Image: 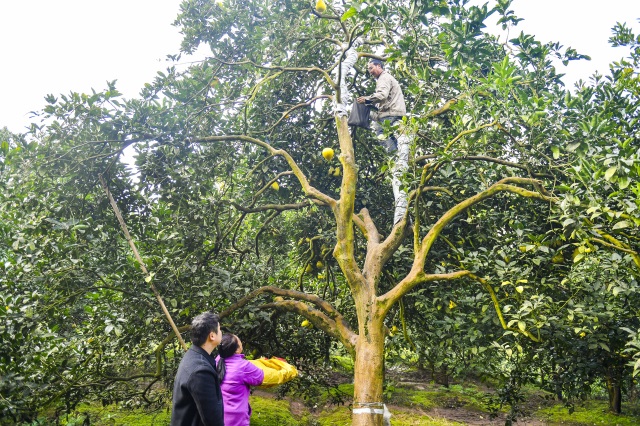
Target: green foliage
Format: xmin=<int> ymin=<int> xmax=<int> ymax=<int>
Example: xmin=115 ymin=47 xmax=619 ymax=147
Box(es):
xmin=536 ymin=400 xmax=640 ymax=426
xmin=3 ymin=0 xmax=640 ymax=423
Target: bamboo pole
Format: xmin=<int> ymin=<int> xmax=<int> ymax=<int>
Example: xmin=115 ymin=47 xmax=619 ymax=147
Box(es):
xmin=99 ymin=174 xmax=188 ymax=351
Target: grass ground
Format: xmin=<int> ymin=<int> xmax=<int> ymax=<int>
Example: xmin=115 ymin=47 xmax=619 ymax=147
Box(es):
xmin=26 ymin=381 xmax=640 ymax=426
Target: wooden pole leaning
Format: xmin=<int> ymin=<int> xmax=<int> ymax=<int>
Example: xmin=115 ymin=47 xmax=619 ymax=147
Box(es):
xmin=99 ymin=174 xmax=188 ymax=351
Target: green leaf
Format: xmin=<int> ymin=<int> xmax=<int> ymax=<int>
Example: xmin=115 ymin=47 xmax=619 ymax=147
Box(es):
xmin=618 ymin=176 xmax=630 ymax=189
xmin=604 ymin=165 xmax=618 ymax=181
xmin=341 ymin=7 xmax=357 ymax=21
xmin=567 ymin=142 xmax=581 ymax=152
xmin=551 ymin=146 xmax=560 ymax=159
xmin=612 ymin=220 xmax=630 ymax=230
xmin=518 ymin=321 xmax=526 ymax=332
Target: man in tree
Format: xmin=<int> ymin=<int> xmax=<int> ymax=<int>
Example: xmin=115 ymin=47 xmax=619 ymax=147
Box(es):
xmin=171 ymin=312 xmax=224 ymax=426
xmin=357 ymin=59 xmax=409 ymax=224
xmin=357 ymin=59 xmax=406 ymax=152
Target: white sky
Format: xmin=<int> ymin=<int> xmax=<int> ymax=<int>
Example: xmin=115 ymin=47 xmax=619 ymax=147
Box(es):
xmin=1 ymin=1 xmax=639 ymax=134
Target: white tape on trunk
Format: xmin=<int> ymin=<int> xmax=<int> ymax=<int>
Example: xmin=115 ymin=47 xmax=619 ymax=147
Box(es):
xmin=353 ymin=408 xmax=385 ymax=415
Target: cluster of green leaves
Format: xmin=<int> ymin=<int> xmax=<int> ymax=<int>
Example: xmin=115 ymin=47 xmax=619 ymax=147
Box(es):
xmin=2 ymin=0 xmax=640 ymax=422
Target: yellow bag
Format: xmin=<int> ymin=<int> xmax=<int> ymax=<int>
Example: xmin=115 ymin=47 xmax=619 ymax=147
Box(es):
xmin=248 ymin=357 xmax=298 ymax=388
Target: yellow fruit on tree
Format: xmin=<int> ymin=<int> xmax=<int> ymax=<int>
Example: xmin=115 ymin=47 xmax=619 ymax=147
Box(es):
xmin=305 ymin=264 xmax=313 ymax=273
xmin=271 ymin=182 xmax=279 ymax=191
xmin=391 ymin=325 xmax=398 ymax=333
xmin=301 ymin=319 xmax=311 ymax=328
xmin=322 ymin=147 xmax=334 ymax=161
xmin=316 ymin=260 xmax=324 ymax=268
xmin=315 ymin=0 xmax=327 ymax=13
xmin=449 ymin=300 xmax=457 ymax=309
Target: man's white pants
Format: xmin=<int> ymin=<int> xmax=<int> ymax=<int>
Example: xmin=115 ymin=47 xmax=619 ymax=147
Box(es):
xmin=392 ymin=133 xmax=410 ymax=225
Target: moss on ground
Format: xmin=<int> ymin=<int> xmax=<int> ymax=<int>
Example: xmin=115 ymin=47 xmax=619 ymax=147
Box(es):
xmin=388 ymin=407 xmax=467 ymax=425
xmin=249 ymin=396 xmax=300 ymax=425
xmin=53 ymin=403 xmax=170 ymax=425
xmin=536 ymin=400 xmax=640 ymax=426
xmin=385 ymin=383 xmax=488 ymax=413
xmin=22 ymin=382 xmax=640 ymax=426
xmin=315 ymin=405 xmax=464 ymax=426
xmin=330 ymin=355 xmax=355 ymax=374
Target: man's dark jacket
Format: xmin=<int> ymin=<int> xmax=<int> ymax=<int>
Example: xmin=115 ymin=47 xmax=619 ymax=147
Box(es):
xmin=171 ymin=345 xmax=224 ymax=426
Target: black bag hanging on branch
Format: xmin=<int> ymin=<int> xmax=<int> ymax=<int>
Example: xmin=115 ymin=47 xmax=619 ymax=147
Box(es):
xmin=348 ymin=102 xmax=371 ymax=128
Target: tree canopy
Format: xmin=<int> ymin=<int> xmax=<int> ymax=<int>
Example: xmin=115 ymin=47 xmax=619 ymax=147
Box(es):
xmin=1 ymin=1 xmax=639 ymax=424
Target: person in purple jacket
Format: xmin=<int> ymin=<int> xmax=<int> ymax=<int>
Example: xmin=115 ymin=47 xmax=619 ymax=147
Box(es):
xmin=215 ymin=334 xmax=265 ymax=426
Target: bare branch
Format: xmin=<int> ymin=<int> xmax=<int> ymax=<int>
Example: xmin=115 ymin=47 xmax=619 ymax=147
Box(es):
xmin=212 ymin=58 xmax=336 ymax=89
xmin=191 ymin=134 xmax=337 ymax=208
xmin=260 ymin=95 xmax=332 ymax=134
xmin=260 ymin=301 xmax=356 ymax=355
xmin=230 ymin=201 xmax=311 ymax=213
xmin=444 ymin=121 xmax=499 ymax=152
xmin=219 ymin=285 xmax=356 ymax=352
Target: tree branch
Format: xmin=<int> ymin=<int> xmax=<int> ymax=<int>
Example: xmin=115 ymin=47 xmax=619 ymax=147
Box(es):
xmin=192 ymin=134 xmax=337 ymax=208
xmin=260 ymin=301 xmax=356 ymax=355
xmin=219 ymin=285 xmax=356 ymax=352
xmin=590 ymin=235 xmax=640 ymax=269
xmin=380 ymin=178 xmax=556 ymax=307
xmin=230 ymin=201 xmax=311 ymax=213
xmin=212 ymin=58 xmax=336 ymax=90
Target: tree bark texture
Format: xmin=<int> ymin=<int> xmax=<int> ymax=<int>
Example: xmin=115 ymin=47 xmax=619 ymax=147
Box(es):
xmin=352 ymin=329 xmax=386 ymax=426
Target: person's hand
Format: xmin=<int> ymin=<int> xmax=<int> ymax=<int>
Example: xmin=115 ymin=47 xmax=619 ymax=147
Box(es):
xmin=356 ymin=96 xmax=366 ymax=104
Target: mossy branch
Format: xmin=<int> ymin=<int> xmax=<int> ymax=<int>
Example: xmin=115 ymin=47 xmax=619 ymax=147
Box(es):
xmin=260 ymin=301 xmax=356 ymax=355
xmin=219 ymin=285 xmax=356 ymax=353
xmin=379 ymin=177 xmax=556 ymax=308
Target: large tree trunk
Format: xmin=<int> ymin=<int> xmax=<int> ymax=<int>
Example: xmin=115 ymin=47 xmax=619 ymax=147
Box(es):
xmin=352 ymin=329 xmax=385 ymax=426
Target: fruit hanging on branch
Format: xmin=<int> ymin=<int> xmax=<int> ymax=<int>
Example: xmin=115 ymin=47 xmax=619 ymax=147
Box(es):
xmin=322 ymin=147 xmax=334 ymax=161
xmin=315 ymin=0 xmax=327 ymax=13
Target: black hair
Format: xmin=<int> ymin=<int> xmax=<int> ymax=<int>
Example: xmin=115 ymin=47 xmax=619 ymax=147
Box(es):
xmin=190 ymin=312 xmax=220 ymax=346
xmin=368 ymin=58 xmax=384 ymax=69
xmin=216 ymin=334 xmax=239 ymax=381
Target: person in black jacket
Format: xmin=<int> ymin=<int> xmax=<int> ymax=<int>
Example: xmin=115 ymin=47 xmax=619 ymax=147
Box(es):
xmin=171 ymin=312 xmax=224 ymax=426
